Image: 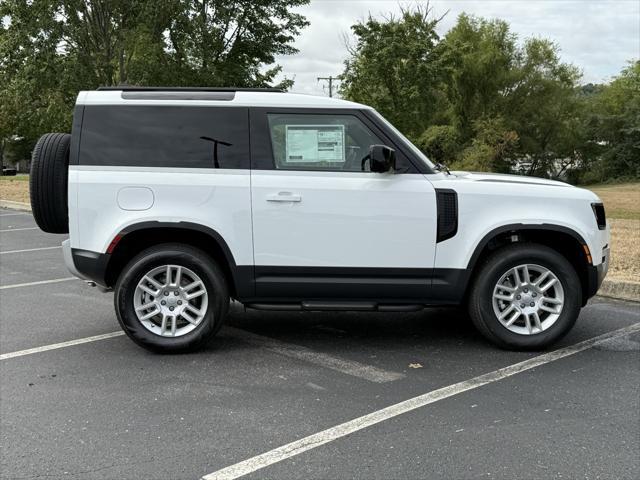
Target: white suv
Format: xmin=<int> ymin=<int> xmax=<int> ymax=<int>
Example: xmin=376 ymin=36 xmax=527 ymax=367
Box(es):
xmin=29 ymin=87 xmax=610 ymax=352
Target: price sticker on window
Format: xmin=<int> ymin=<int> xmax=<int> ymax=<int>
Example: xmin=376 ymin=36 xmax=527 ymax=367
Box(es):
xmin=285 ymin=125 xmax=345 ymax=163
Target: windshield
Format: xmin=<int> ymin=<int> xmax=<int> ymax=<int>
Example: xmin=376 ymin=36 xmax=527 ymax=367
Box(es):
xmin=369 ymin=109 xmax=436 ymax=170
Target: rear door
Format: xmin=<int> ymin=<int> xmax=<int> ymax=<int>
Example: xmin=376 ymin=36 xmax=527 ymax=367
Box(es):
xmin=249 ymin=108 xmax=438 ymax=301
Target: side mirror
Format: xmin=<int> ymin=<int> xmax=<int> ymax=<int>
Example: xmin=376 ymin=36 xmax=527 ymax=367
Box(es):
xmin=367 ymin=145 xmax=396 ymax=173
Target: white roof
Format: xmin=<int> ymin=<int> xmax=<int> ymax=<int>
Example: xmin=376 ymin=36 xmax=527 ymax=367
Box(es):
xmin=77 ymin=90 xmax=369 ymax=109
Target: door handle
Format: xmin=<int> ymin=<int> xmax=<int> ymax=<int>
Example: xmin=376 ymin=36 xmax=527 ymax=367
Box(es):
xmin=266 ymin=192 xmax=302 ymax=203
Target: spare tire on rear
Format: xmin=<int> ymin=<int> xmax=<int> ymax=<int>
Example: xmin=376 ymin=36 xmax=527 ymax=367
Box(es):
xmin=30 ymin=133 xmax=71 ymax=234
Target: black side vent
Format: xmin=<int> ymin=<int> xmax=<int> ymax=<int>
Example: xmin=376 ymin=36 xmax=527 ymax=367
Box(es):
xmin=436 ymin=189 xmax=458 ymax=242
xmin=592 ymin=203 xmax=606 ymax=230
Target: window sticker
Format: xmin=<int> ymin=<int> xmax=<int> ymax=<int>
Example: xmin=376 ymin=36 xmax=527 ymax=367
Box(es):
xmin=285 ymin=125 xmax=345 ymax=163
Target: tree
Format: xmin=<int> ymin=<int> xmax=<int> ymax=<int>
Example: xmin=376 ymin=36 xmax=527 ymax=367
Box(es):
xmin=340 ymin=9 xmax=587 ymax=178
xmin=339 ymin=4 xmax=450 ymax=140
xmin=582 ymin=61 xmax=640 ymax=182
xmin=0 ymin=0 xmax=309 ymax=172
xmin=505 ymin=38 xmax=584 ymax=177
xmin=441 ymin=14 xmax=518 ymax=142
xmin=415 ymin=125 xmax=459 ymax=165
xmin=457 ymin=117 xmax=519 ymax=173
xmin=441 ymin=14 xmax=583 ymax=177
xmin=165 ymin=0 xmax=309 ymax=88
xmin=0 ymin=2 xmax=71 ymax=172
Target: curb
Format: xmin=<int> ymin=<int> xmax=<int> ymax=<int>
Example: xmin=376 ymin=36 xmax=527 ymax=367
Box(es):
xmin=0 ymin=200 xmax=31 ymax=212
xmin=598 ymin=280 xmax=640 ymax=303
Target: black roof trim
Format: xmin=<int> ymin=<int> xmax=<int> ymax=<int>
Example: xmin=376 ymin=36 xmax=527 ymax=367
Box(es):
xmin=96 ymin=86 xmax=283 ymax=93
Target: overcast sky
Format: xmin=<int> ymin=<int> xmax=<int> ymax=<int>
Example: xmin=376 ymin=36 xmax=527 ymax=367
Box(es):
xmin=274 ymin=0 xmax=640 ymax=96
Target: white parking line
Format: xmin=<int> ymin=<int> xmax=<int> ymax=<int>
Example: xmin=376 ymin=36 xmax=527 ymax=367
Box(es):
xmin=0 ymin=332 xmax=125 ymax=360
xmin=227 ymin=327 xmax=405 ymax=383
xmin=202 ymin=322 xmax=640 ymax=480
xmin=0 ymin=246 xmax=62 ymax=255
xmin=0 ymin=213 xmax=29 ymax=217
xmin=0 ymin=277 xmax=76 ymax=290
xmin=0 ymin=323 xmax=404 ymax=382
xmin=0 ymin=227 xmax=39 ymax=232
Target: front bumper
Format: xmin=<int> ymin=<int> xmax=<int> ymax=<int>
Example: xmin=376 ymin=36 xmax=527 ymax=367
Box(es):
xmin=598 ymin=245 xmax=610 ymax=286
xmin=586 ymin=244 xmax=610 ymax=301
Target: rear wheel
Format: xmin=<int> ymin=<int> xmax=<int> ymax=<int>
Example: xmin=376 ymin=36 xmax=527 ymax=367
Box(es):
xmin=468 ymin=243 xmax=581 ymax=350
xmin=114 ymin=244 xmax=228 ymax=353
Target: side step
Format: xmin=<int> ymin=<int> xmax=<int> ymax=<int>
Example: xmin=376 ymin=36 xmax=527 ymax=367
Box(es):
xmin=245 ymin=302 xmax=424 ymax=312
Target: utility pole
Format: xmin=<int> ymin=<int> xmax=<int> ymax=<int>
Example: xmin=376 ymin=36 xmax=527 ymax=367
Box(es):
xmin=317 ymin=75 xmax=339 ymax=97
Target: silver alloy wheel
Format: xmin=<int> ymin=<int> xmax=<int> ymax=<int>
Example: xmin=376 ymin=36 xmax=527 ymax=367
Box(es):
xmin=133 ymin=265 xmax=209 ymax=337
xmin=492 ymin=264 xmax=564 ymax=335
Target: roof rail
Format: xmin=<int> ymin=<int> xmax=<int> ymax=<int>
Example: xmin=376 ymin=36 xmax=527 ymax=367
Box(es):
xmin=96 ymin=86 xmax=283 ymax=93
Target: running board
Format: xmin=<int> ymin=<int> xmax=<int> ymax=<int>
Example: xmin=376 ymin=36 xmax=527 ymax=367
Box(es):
xmin=245 ymin=302 xmax=424 ymax=312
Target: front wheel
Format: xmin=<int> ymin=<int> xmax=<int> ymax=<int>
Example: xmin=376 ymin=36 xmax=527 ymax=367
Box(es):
xmin=468 ymin=243 xmax=582 ymax=350
xmin=114 ymin=244 xmax=229 ymax=353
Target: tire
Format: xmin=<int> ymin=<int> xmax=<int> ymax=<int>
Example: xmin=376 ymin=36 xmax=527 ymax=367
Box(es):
xmin=29 ymin=133 xmax=71 ymax=234
xmin=468 ymin=243 xmax=581 ymax=350
xmin=114 ymin=244 xmax=229 ymax=353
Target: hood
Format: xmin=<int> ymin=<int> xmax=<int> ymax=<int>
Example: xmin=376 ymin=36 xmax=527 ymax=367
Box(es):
xmin=448 ymin=171 xmax=572 ymax=188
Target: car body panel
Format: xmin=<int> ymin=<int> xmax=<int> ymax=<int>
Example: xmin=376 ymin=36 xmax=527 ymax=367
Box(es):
xmin=250 ymin=169 xmax=437 ymax=268
xmin=69 ymin=165 xmax=254 ymax=266
xmin=426 ymin=171 xmax=610 ymax=270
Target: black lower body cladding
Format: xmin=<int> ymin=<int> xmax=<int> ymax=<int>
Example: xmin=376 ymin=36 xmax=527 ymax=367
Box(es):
xmin=30 ymin=133 xmax=71 ymax=234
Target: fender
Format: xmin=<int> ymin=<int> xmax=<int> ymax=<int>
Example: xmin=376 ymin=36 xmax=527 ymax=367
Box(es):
xmin=466 ymin=223 xmax=590 ymax=273
xmin=78 ymin=221 xmax=254 ymax=297
xmin=115 ymin=221 xmax=238 ymax=270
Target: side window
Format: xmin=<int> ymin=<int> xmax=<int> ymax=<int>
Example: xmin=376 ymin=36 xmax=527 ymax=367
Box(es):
xmin=80 ymin=106 xmax=249 ymax=169
xmin=267 ymin=114 xmax=385 ymax=172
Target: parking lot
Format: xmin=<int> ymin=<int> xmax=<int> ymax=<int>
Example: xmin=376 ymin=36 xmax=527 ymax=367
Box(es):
xmin=1 ymin=207 xmax=638 ymax=480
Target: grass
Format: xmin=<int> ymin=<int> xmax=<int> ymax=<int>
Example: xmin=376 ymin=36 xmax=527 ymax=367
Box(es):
xmin=586 ymin=182 xmax=639 ymax=285
xmin=587 ymin=182 xmax=640 ymax=220
xmin=1 ymin=176 xmax=638 ymax=283
xmin=1 ymin=173 xmax=29 ymax=181
xmin=605 ymin=218 xmax=639 ymax=283
xmin=0 ymin=174 xmax=30 ymax=203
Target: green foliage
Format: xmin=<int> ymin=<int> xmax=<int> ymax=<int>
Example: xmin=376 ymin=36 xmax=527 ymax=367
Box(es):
xmin=415 ymin=125 xmax=459 ymax=164
xmin=457 ymin=117 xmax=519 ymax=173
xmin=163 ymin=0 xmax=309 ymax=88
xmin=339 ymin=5 xmax=451 ymax=139
xmin=437 ymin=13 xmax=585 ymax=177
xmin=441 ymin=14 xmax=517 ymax=140
xmin=501 ymin=37 xmax=584 ymax=178
xmin=580 ymin=61 xmax=640 ymax=183
xmin=2 ymin=1 xmax=638 ymax=184
xmin=0 ymin=0 xmax=309 ymax=169
xmin=340 ymin=7 xmax=638 ymax=182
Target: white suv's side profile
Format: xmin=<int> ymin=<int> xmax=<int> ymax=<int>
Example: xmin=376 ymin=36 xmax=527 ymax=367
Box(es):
xmin=29 ymin=87 xmax=610 ymax=352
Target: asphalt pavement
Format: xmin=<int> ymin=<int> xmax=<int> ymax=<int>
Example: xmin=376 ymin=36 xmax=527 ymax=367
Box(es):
xmin=1 ymin=208 xmax=638 ymax=480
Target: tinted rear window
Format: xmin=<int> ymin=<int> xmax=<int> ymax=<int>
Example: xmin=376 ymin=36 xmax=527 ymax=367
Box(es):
xmin=78 ymin=106 xmax=249 ymax=169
